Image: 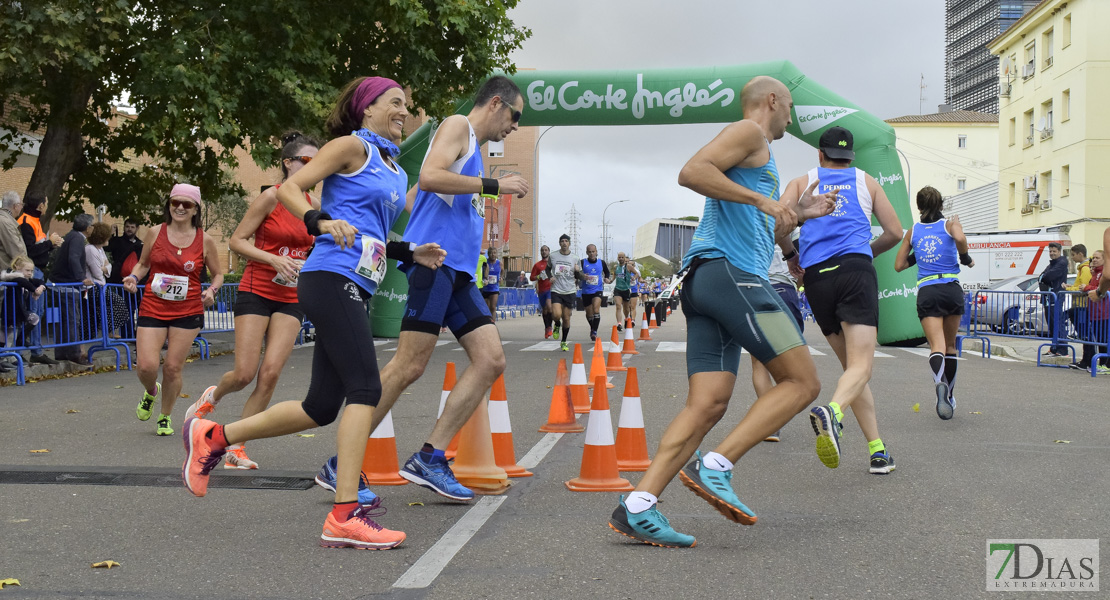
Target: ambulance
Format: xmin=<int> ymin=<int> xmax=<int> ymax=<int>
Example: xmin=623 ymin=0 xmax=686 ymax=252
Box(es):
xmin=958 ymin=225 xmax=1072 ymax=290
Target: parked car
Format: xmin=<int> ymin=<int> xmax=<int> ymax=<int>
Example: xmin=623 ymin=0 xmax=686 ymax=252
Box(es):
xmin=972 ymin=274 xmax=1075 ymax=336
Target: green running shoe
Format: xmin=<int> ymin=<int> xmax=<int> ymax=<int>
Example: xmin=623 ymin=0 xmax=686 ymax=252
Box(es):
xmin=156 ymin=414 xmax=174 ymax=436
xmin=560 ymin=342 xmax=569 ymax=352
xmin=137 ymin=382 xmax=160 ymax=421
xmin=608 ymin=495 xmax=696 ymax=548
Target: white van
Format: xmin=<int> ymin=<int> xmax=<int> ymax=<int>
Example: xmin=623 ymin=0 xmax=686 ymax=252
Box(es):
xmin=959 ymin=225 xmax=1072 ymax=290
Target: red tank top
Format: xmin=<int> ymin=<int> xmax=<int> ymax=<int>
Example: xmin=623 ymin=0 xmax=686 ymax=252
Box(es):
xmin=238 ymin=187 xmax=315 ymax=303
xmin=138 ymin=225 xmax=205 ymax=320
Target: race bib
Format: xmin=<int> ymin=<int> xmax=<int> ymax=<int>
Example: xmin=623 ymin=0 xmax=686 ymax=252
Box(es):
xmin=587 ymin=275 xmax=599 ymax=286
xmin=152 ymin=273 xmax=188 ymax=301
xmin=272 ymin=259 xmax=305 ymax=288
xmin=486 ymin=275 xmax=498 ymax=285
xmin=353 ymin=236 xmax=387 ymax=285
xmin=555 ymin=264 xmax=570 ymax=275
xmin=471 ymin=194 xmax=487 ymax=218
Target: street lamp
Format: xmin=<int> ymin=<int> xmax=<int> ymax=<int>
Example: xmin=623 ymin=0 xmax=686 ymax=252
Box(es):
xmin=601 ymin=199 xmax=630 ymax=264
xmin=532 ymin=126 xmax=555 ymax=262
xmin=514 ymin=217 xmax=534 ymax=270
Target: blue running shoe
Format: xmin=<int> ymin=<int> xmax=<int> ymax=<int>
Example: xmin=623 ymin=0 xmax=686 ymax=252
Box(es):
xmin=314 ymin=456 xmax=379 ymax=506
xmin=399 ymin=452 xmax=474 ymax=501
xmin=869 ymin=451 xmax=896 ymax=474
xmin=809 ymin=405 xmax=843 ymax=469
xmin=608 ymin=495 xmax=696 ymax=548
xmin=677 ymin=451 xmax=757 ymax=525
xmin=935 ymin=382 xmax=953 ymax=420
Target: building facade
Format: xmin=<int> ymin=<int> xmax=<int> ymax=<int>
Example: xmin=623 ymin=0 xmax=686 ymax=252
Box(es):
xmin=946 ymin=0 xmax=1038 ymax=113
xmin=887 ymin=109 xmax=999 ymax=207
xmin=632 ymin=218 xmax=697 ymax=276
xmin=989 ymin=0 xmax=1110 ymax=249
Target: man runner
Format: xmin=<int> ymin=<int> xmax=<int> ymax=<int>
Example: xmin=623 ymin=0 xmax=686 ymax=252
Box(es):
xmin=529 ymin=245 xmax=554 ymax=338
xmin=547 ymin=233 xmax=582 ymax=351
xmin=580 ymin=243 xmax=612 ymax=341
xmin=613 ymin=252 xmax=639 ymax=330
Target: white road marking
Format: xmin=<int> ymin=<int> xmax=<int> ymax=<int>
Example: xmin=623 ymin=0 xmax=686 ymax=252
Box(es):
xmin=521 ymin=341 xmax=563 ymax=351
xmin=392 ymin=496 xmax=507 ymax=589
xmin=656 ymin=342 xmax=686 ymax=352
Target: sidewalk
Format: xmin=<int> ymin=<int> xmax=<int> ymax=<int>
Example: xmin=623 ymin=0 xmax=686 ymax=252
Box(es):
xmin=958 ymin=330 xmax=1088 ymax=365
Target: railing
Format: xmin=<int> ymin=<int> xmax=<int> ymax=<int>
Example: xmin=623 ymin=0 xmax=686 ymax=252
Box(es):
xmin=495 ymin=286 xmax=539 ymax=319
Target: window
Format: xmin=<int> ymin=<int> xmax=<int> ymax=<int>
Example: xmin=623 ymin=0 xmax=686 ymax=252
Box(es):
xmin=1063 ymin=14 xmax=1072 ymax=48
xmin=1008 ymin=182 xmax=1016 ymax=210
xmin=1061 ymin=165 xmax=1070 ymax=197
xmin=1062 ymin=89 xmax=1070 ymax=121
xmin=1041 ymin=100 xmax=1054 ymax=138
xmin=1042 ymin=28 xmax=1054 ymax=69
xmin=1023 ymin=42 xmax=1036 ymax=78
xmin=486 ymin=140 xmax=504 ymax=158
xmin=1041 ymin=170 xmax=1052 ymax=208
xmin=957 ymin=178 xmax=967 ymax=192
xmin=958 ymin=134 xmax=967 ymax=149
xmin=1009 ymin=117 xmax=1016 ymax=146
xmin=1023 ymin=109 xmax=1034 ymax=147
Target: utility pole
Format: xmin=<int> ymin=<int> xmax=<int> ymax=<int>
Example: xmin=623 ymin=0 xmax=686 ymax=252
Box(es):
xmin=565 ymin=204 xmax=581 ymax=256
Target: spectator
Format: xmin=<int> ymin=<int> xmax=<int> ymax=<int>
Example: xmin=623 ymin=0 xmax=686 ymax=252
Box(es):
xmin=83 ymin=222 xmax=113 ymax=339
xmin=1063 ymin=244 xmax=1091 ymax=354
xmin=1080 ymin=251 xmax=1110 ymax=373
xmin=515 ymin=271 xmax=529 ymax=288
xmin=106 ymin=218 xmax=143 ymax=284
xmin=50 ymin=213 xmax=94 ymax=364
xmin=1 ymin=256 xmax=45 ymax=372
xmin=1038 ymin=242 xmax=1069 ymax=356
xmin=0 ymin=191 xmax=27 ymax=362
xmin=16 ymin=193 xmax=64 ymax=365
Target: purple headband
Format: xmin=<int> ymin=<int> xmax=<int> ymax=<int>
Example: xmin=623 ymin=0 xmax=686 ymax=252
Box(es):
xmin=350 ymin=77 xmax=402 ymax=123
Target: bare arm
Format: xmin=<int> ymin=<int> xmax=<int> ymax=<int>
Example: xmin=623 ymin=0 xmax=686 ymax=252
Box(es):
xmin=867 ymin=177 xmax=903 ymax=257
xmin=278 ymin=135 xmax=366 ymax=249
xmin=230 ymin=187 xmax=301 ymax=281
xmin=893 ymin=228 xmax=914 ymax=273
xmin=419 ymin=115 xmax=529 ymax=197
xmin=201 ymin=232 xmax=224 ymax=308
xmin=1098 ymin=227 xmax=1110 ymax=298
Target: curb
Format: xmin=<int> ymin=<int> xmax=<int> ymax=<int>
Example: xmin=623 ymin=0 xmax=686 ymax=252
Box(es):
xmin=0 ymin=339 xmax=235 ymax=385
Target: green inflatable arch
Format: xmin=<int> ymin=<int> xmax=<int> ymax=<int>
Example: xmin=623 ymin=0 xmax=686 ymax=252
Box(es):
xmin=373 ymin=60 xmax=923 ymax=345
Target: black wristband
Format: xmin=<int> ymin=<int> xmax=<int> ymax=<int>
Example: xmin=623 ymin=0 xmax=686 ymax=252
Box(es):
xmin=481 ymin=177 xmax=499 ymax=196
xmin=386 ymin=241 xmax=416 ymax=263
xmin=781 ymin=249 xmax=797 ymax=261
xmin=959 ymin=252 xmax=973 ymax=266
xmin=303 ymin=210 xmax=332 ymax=236
xmin=906 ymin=252 xmax=917 ymax=266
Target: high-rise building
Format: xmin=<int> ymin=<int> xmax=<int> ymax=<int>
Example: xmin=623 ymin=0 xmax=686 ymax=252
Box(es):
xmin=945 ymin=0 xmax=1038 ymax=113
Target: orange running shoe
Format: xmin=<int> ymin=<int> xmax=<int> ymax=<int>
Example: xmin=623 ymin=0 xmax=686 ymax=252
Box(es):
xmin=184 ymin=385 xmax=217 ymax=421
xmin=223 ymin=445 xmax=258 ymax=469
xmin=320 ymin=505 xmax=405 ymax=550
xmin=182 ymin=417 xmax=227 ymax=497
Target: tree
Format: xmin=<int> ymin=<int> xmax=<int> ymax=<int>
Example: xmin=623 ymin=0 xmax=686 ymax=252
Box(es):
xmin=0 ymin=0 xmax=530 ymax=228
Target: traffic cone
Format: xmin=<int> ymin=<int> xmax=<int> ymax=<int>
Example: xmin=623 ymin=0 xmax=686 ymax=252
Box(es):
xmin=488 ymin=374 xmax=532 ymax=477
xmin=540 ymin=359 xmax=583 ymax=433
xmin=648 ymin=304 xmax=659 ymax=329
xmin=638 ymin=311 xmax=653 ymax=341
xmin=569 ymin=343 xmax=591 ymax=414
xmin=565 ymin=376 xmax=633 ymax=492
xmin=588 ymin=338 xmax=613 ymax=389
xmin=615 ymin=367 xmax=651 ymax=471
xmin=622 ymin=319 xmax=639 ymax=355
xmin=606 ymin=326 xmax=627 ymax=372
xmin=609 ymin=325 xmax=621 ymax=353
xmin=452 ymin=395 xmax=511 ymax=495
xmin=438 ymin=363 xmax=461 ymax=460
xmin=361 ymin=410 xmax=408 ymax=485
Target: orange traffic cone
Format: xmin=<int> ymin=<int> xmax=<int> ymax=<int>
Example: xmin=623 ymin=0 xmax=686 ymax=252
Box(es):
xmin=615 ymin=367 xmax=651 ymax=471
xmin=540 ymin=359 xmax=584 ymax=433
xmin=606 ymin=327 xmax=627 ymax=372
xmin=438 ymin=363 xmax=461 ymax=460
xmin=667 ymin=304 xmax=673 ymax=316
xmin=361 ymin=410 xmax=408 ymax=485
xmin=488 ymin=374 xmax=532 ymax=477
xmin=609 ymin=325 xmax=621 ymax=353
xmin=648 ymin=304 xmax=659 ymax=329
xmin=569 ymin=343 xmax=591 ymax=414
xmin=565 ymin=376 xmax=633 ymax=492
xmin=638 ymin=311 xmax=653 ymax=341
xmin=588 ymin=338 xmax=614 ymax=389
xmin=452 ymin=395 xmax=511 ymax=495
xmin=622 ymin=319 xmax=640 ymax=355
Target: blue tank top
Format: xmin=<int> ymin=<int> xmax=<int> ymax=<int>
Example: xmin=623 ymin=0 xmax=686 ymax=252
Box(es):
xmin=482 ymin=258 xmax=501 ymax=292
xmin=911 ymin=219 xmax=960 ymax=287
xmin=682 ymin=141 xmax=780 ymax=279
xmin=303 ymin=132 xmax=406 ymax=294
xmin=404 ymin=117 xmax=485 ymax=280
xmin=581 ymin=258 xmax=605 ymax=294
xmin=799 ymin=167 xmax=874 ymax=268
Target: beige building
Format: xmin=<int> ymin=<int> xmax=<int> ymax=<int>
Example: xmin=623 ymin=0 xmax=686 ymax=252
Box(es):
xmin=988 ymin=0 xmax=1110 ymax=249
xmin=886 ymin=109 xmax=999 ymax=213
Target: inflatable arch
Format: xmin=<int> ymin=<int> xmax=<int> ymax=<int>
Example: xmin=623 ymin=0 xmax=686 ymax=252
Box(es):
xmin=373 ymin=61 xmax=924 ymax=345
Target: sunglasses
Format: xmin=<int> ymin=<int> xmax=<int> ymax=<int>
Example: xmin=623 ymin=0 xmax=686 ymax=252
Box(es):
xmin=291 ymin=155 xmax=313 ymax=164
xmin=169 ymin=199 xmax=196 ymax=210
xmin=505 ymin=104 xmax=521 ymax=124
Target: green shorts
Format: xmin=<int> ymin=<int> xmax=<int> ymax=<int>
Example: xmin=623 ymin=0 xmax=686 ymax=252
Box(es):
xmin=681 ymin=258 xmax=805 ymax=376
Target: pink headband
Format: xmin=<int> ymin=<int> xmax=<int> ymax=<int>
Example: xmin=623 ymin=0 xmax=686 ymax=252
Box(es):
xmin=170 ymin=183 xmax=202 ymax=206
xmin=350 ymin=77 xmax=402 ymax=124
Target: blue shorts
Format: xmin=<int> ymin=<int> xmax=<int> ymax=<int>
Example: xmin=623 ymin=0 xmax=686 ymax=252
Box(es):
xmin=681 ymin=258 xmax=805 ymax=376
xmin=401 ymin=265 xmax=493 ymax=339
xmin=538 ymin=290 xmax=551 ymax=305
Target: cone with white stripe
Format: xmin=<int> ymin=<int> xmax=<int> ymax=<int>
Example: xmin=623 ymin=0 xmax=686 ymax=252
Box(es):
xmin=609 ymin=325 xmax=621 ymax=353
xmin=588 ymin=337 xmax=614 ymax=389
xmin=648 ymin=303 xmax=659 ymax=329
xmin=615 ymin=367 xmax=651 ymax=471
xmin=565 ymin=376 xmax=633 ymax=492
xmin=539 ymin=359 xmax=584 ymax=433
xmin=569 ymin=343 xmax=591 ymax=414
xmin=437 ymin=363 xmax=461 ymax=460
xmin=638 ymin=311 xmax=653 ymax=341
xmin=621 ymin=318 xmax=640 ymax=355
xmin=488 ymin=374 xmax=532 ymax=477
xmin=451 ymin=394 xmax=511 ymax=495
xmin=606 ymin=328 xmax=627 ymax=373
xmin=361 ymin=410 xmax=408 ymax=485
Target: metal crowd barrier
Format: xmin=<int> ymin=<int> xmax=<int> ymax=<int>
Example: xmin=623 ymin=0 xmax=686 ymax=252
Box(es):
xmin=495 ymin=286 xmax=539 ymax=320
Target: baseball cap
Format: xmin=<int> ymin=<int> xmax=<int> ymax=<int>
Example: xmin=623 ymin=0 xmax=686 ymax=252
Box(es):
xmin=818 ymin=126 xmax=855 ymax=161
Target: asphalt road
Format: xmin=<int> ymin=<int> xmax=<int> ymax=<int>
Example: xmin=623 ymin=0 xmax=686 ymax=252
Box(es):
xmin=1 ymin=307 xmax=1106 ymax=599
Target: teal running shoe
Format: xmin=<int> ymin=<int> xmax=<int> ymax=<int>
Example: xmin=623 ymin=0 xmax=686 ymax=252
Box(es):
xmin=678 ymin=451 xmax=757 ymax=525
xmin=608 ymin=495 xmax=696 ymax=548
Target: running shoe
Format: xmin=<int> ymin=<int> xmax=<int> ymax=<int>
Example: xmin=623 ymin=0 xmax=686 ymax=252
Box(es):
xmin=553 ymin=323 xmax=561 ymax=339
xmin=399 ymin=452 xmax=474 ymax=501
xmin=616 ymin=323 xmax=623 ymax=332
xmin=560 ymin=342 xmax=569 ymax=352
xmin=1098 ymin=365 xmax=1110 ymax=375
xmin=156 ymin=414 xmax=174 ymax=436
xmin=678 ymin=451 xmax=757 ymax=525
xmin=607 ymin=495 xmax=696 ymax=548
xmin=319 ymin=504 xmax=405 ymax=550
xmin=763 ymin=430 xmax=781 ymax=443
xmin=809 ymin=405 xmax=842 ymax=469
xmin=544 ymin=327 xmax=553 ymax=339
xmin=589 ymin=330 xmax=597 ymax=341
xmin=314 ymin=455 xmax=379 ymax=506
xmin=869 ymin=451 xmax=896 ymax=474
xmin=935 ymin=382 xmax=954 ymax=420
xmin=182 ymin=417 xmax=227 ymax=497
xmin=136 ymin=382 xmax=160 ymax=421
xmin=184 ymin=385 xmax=217 ymax=421
xmin=223 ymin=445 xmax=258 ymax=469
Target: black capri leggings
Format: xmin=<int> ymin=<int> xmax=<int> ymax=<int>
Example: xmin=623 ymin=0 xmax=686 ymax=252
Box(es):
xmin=297 ymin=270 xmax=382 ymax=426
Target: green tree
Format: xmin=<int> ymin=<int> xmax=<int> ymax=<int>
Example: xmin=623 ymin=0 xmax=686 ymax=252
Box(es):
xmin=0 ymin=0 xmax=529 ymax=228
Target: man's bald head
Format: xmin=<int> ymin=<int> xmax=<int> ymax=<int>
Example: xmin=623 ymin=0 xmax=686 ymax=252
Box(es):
xmin=741 ymin=76 xmax=789 ymax=111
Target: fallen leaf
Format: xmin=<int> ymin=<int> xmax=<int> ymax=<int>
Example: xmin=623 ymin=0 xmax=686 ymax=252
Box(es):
xmin=8 ymin=519 xmax=29 ymax=523
xmin=1054 ymin=440 xmax=1071 ymax=444
xmin=66 ymin=409 xmax=80 ymax=414
xmin=179 ymin=393 xmax=190 ymax=398
xmin=295 ymin=433 xmax=315 ymax=438
xmin=114 ymin=385 xmax=124 ymax=389
xmin=407 ymin=502 xmax=424 ymax=506
xmin=656 ymin=365 xmax=662 ymax=368
xmin=0 ymin=578 xmax=20 ymax=588
xmin=29 ymin=449 xmax=49 ymax=453
xmin=970 ymin=411 xmax=982 ymax=415
xmin=912 ymin=403 xmax=920 ymax=413
xmin=546 ymin=386 xmax=552 ymax=389
xmin=91 ymin=560 xmax=121 ymax=569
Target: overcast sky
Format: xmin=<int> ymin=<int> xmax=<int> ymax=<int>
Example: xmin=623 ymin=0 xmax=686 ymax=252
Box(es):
xmin=506 ymin=0 xmax=945 ymax=260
